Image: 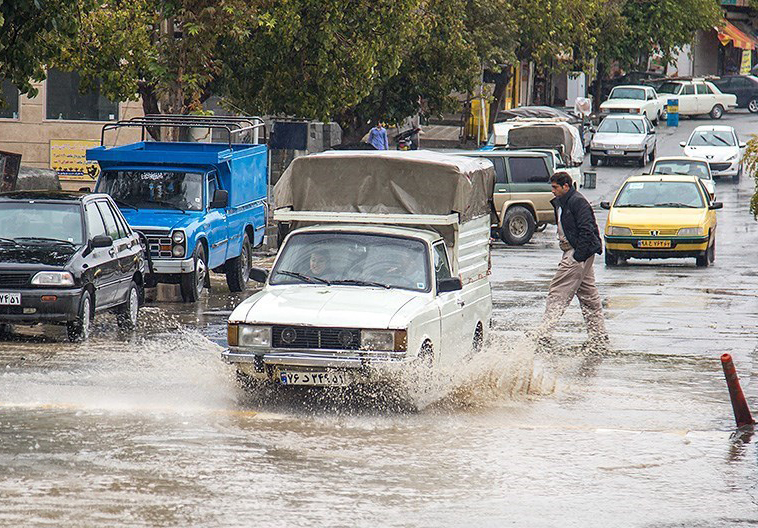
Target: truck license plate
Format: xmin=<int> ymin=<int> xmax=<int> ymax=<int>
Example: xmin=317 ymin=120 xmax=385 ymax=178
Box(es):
xmin=278 ymin=370 xmax=352 ymax=387
xmin=0 ymin=293 xmax=20 ymax=305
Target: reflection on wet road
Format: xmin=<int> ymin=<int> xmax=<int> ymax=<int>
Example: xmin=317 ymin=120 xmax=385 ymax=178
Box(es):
xmin=2 ymin=113 xmax=758 ymax=527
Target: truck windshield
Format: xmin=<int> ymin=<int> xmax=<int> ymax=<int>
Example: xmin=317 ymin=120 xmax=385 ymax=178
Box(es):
xmin=0 ymin=203 xmax=84 ymax=245
xmin=97 ymin=170 xmax=204 ymax=211
xmin=270 ymin=232 xmax=431 ymax=292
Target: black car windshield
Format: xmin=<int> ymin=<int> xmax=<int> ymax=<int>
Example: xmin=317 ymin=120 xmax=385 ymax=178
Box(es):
xmin=657 ymin=82 xmax=682 ymax=95
xmin=597 ymin=118 xmax=644 ymax=134
xmin=270 ymin=232 xmax=431 ymax=292
xmin=0 ymin=203 xmax=84 ymax=244
xmin=652 ymin=160 xmax=711 ymax=179
xmin=615 ymin=181 xmax=705 ymax=208
xmin=688 ymin=130 xmax=736 ymax=147
xmin=97 ymin=170 xmax=204 ymax=211
xmin=609 ymin=87 xmax=645 ymax=100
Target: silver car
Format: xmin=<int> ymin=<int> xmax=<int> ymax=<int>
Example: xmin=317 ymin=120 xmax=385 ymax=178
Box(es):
xmin=590 ymin=114 xmax=657 ymax=168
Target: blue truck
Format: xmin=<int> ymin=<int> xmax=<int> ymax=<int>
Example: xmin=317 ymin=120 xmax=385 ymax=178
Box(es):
xmin=87 ymin=115 xmax=268 ymax=302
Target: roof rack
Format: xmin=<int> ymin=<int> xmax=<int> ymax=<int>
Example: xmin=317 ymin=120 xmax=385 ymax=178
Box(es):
xmin=100 ymin=114 xmax=267 ymax=148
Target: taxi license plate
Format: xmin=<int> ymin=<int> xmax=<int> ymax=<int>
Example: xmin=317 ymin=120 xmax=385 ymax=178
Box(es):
xmin=278 ymin=370 xmax=352 ymax=387
xmin=638 ymin=240 xmax=671 ymax=248
xmin=607 ymin=149 xmax=623 ymax=155
xmin=0 ymin=293 xmax=20 ymax=305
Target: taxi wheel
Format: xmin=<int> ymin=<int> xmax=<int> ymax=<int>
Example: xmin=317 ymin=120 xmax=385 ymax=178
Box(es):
xmin=696 ymin=237 xmax=711 ymax=267
xmin=709 ymin=104 xmax=724 ymax=120
xmin=708 ymin=237 xmax=716 ymax=264
xmin=605 ymin=250 xmax=618 ymax=266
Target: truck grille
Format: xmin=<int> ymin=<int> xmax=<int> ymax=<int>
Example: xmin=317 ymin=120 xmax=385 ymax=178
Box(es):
xmin=0 ymin=273 xmax=31 ymax=287
xmin=272 ymin=325 xmax=361 ymax=350
xmin=134 ymin=228 xmax=173 ymax=258
xmin=709 ymin=163 xmax=731 ymax=171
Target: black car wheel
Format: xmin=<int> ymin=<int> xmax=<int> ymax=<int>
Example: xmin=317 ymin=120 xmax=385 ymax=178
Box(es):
xmin=180 ymin=244 xmax=207 ymax=302
xmin=67 ymin=290 xmax=93 ymax=342
xmin=709 ymin=105 xmax=724 ymax=120
xmin=225 ymin=232 xmax=251 ymax=292
xmin=500 ymin=206 xmax=536 ymax=245
xmin=749 ymin=98 xmax=758 ymax=113
xmin=116 ymin=281 xmax=140 ymax=329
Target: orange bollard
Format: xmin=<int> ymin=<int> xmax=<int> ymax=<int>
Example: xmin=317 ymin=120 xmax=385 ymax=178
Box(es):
xmin=721 ymin=354 xmax=755 ymax=429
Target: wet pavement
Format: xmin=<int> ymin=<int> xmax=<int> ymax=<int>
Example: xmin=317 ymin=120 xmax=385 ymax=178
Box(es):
xmin=2 ymin=112 xmax=758 ymax=527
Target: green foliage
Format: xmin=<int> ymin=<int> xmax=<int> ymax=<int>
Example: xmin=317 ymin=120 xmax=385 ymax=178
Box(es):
xmin=742 ymin=135 xmax=758 ymax=218
xmin=0 ymin=0 xmax=85 ymax=97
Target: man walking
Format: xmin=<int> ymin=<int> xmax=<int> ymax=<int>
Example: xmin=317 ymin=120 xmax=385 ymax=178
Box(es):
xmin=537 ymin=172 xmax=608 ymax=347
xmin=367 ymin=122 xmax=389 ymax=150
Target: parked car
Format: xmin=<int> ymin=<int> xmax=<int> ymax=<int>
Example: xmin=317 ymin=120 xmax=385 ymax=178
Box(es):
xmin=656 ymin=79 xmax=737 ymax=119
xmin=88 ymin=115 xmax=268 ymax=302
xmin=711 ymin=75 xmax=758 ymax=113
xmin=590 ymin=114 xmax=657 ymax=167
xmin=459 ymin=150 xmax=555 ymax=245
xmin=601 ymin=175 xmax=721 ymax=267
xmin=0 ymin=191 xmax=145 ymax=341
xmin=680 ymin=125 xmax=745 ymax=181
xmin=600 ymin=85 xmax=665 ymax=124
xmin=591 ymin=71 xmax=666 ymax=102
xmin=649 ymin=156 xmax=715 ymax=199
xmin=224 ymin=151 xmax=493 ymax=389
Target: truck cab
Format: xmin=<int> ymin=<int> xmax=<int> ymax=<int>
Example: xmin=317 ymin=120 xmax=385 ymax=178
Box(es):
xmin=88 ymin=116 xmax=268 ymax=301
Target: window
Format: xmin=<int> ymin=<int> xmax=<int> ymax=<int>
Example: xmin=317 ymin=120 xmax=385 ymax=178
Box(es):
xmin=107 ymin=201 xmax=130 ymax=238
xmin=96 ymin=201 xmax=121 ymax=240
xmin=0 ymin=79 xmax=19 ymax=119
xmin=96 ymin=170 xmax=204 ymax=211
xmin=207 ymin=173 xmax=219 ymax=206
xmin=696 ymin=84 xmax=710 ymax=95
xmin=85 ymin=203 xmax=107 ymax=239
xmin=433 ymin=243 xmax=453 ymax=283
xmin=484 ymin=157 xmax=507 ymax=184
xmin=682 ymin=84 xmax=695 ymax=95
xmin=507 ymin=157 xmax=551 ymax=184
xmin=46 ymin=69 xmax=118 ymax=121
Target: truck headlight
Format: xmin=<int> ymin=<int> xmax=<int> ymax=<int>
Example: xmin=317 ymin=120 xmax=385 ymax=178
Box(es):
xmin=608 ymin=226 xmax=632 ymax=236
xmin=172 ymin=245 xmax=185 ymax=257
xmin=361 ymin=329 xmax=407 ymax=351
xmin=678 ymin=227 xmax=701 ymax=236
xmin=31 ymin=271 xmax=75 ymax=286
xmin=172 ymin=231 xmax=185 ymax=244
xmin=228 ymin=324 xmax=271 ymax=347
xmin=171 ymin=230 xmax=186 ymax=257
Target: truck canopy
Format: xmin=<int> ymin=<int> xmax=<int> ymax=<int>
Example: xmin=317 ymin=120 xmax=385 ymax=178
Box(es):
xmin=274 ymin=150 xmax=494 ymax=222
xmin=491 ymin=121 xmax=584 ymax=166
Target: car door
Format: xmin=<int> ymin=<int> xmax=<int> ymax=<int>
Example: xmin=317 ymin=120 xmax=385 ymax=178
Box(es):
xmin=205 ymin=171 xmax=230 ymax=269
xmin=643 ymin=117 xmax=656 ymax=152
xmin=695 ymin=83 xmax=715 ymax=114
xmin=83 ymin=202 xmax=118 ymax=308
xmin=432 ymin=242 xmax=465 ymax=363
xmin=106 ymin=199 xmax=141 ymax=303
xmin=94 ymin=200 xmax=126 ymax=306
xmin=678 ymin=83 xmax=697 ymax=114
xmin=483 ymin=156 xmax=509 ymax=222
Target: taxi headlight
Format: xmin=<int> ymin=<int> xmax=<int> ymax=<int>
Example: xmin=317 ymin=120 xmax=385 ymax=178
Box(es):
xmin=31 ymin=271 xmax=75 ymax=287
xmin=361 ymin=329 xmax=407 ymax=351
xmin=678 ymin=227 xmax=701 ymax=236
xmin=231 ymin=324 xmax=271 ymax=347
xmin=172 ymin=231 xmax=185 ymax=244
xmin=608 ymin=226 xmax=632 ymax=236
xmin=726 ymin=154 xmax=738 ymax=161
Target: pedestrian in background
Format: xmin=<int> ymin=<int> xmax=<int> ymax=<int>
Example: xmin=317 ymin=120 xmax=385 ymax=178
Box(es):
xmin=536 ymin=172 xmax=608 ymax=348
xmin=367 ymin=122 xmax=389 ymax=150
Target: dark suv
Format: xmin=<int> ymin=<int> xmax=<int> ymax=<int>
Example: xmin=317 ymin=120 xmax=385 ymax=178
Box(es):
xmin=712 ymin=75 xmax=758 ymax=113
xmin=0 ymin=192 xmax=145 ymax=341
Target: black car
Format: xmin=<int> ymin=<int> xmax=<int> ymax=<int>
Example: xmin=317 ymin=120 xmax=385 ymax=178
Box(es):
xmin=711 ymin=75 xmax=758 ymax=113
xmin=0 ymin=191 xmax=145 ymax=341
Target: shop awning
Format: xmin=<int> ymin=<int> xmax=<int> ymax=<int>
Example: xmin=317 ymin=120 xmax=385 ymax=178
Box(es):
xmin=717 ymin=20 xmax=757 ymax=50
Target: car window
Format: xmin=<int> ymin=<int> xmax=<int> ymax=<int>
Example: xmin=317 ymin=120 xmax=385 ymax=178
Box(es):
xmin=688 ymin=130 xmax=736 ymax=146
xmin=682 ymin=84 xmax=695 ymax=95
xmin=85 ymin=203 xmax=107 ymax=239
xmin=652 ymin=160 xmax=710 ymax=179
xmin=609 ymin=87 xmax=645 ymax=100
xmin=107 ymin=201 xmax=130 ymax=238
xmin=657 ymin=82 xmax=682 ymax=95
xmin=433 ymin=243 xmax=453 ymax=283
xmin=96 ymin=201 xmax=122 ymax=240
xmin=597 ymin=118 xmax=645 ymax=134
xmin=695 ymin=84 xmax=709 ymax=95
xmin=507 ymin=157 xmax=551 ymax=183
xmin=207 ymin=174 xmax=219 ymax=206
xmin=485 ymin=157 xmax=507 ymax=184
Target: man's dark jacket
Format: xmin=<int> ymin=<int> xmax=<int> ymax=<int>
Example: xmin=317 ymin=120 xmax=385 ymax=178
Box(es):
xmin=551 ymin=187 xmax=602 ymax=262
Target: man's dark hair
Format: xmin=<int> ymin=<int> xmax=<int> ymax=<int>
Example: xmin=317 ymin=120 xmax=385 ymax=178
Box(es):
xmin=550 ymin=171 xmax=573 ymax=188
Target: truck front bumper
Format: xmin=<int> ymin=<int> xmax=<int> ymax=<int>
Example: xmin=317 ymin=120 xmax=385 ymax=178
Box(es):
xmin=149 ymin=258 xmax=195 ymax=274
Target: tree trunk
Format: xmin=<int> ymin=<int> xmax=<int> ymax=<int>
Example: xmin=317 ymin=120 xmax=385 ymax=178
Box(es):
xmin=137 ymin=81 xmax=161 ymax=141
xmin=487 ymin=68 xmax=511 ymax=134
xmin=336 ymin=108 xmax=374 ymax=145
xmin=593 ymin=62 xmax=605 ymax=112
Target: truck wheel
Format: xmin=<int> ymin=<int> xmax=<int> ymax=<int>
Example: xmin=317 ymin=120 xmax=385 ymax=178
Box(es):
xmin=590 ymin=155 xmax=599 ymax=167
xmin=115 ymin=281 xmax=140 ymax=330
xmin=500 ymin=206 xmax=536 ymax=245
xmin=225 ymin=233 xmax=251 ymax=292
xmin=709 ymin=104 xmax=724 ymax=120
xmin=181 ymin=244 xmax=207 ymax=302
xmin=67 ymin=290 xmax=93 ymax=342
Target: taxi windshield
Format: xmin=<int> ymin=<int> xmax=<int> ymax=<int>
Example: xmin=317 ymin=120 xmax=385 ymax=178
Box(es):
xmin=0 ymin=203 xmax=84 ymax=245
xmin=609 ymin=87 xmax=645 ymax=100
xmin=652 ymin=161 xmax=711 ymax=179
xmin=615 ymin=181 xmax=705 ymax=208
xmin=597 ymin=118 xmax=645 ymax=134
xmin=270 ymin=232 xmax=431 ymax=292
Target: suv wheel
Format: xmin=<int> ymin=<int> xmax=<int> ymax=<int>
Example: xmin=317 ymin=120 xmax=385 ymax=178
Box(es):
xmin=501 ymin=206 xmax=536 ymax=245
xmin=709 ymin=104 xmax=724 ymax=120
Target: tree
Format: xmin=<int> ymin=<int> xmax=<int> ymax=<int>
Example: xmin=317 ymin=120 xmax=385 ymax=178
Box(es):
xmin=0 ymin=0 xmax=84 ymax=98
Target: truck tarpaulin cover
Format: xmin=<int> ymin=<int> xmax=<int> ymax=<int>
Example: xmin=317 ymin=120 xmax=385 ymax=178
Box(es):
xmin=274 ymin=150 xmax=495 ymax=222
xmin=508 ymin=124 xmax=583 ymax=165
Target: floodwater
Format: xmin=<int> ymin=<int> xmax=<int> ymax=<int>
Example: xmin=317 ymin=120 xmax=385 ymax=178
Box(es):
xmin=2 ymin=114 xmax=758 ymax=527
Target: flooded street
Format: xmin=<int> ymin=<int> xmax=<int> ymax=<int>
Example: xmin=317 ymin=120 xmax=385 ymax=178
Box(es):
xmin=2 ymin=113 xmax=758 ymax=527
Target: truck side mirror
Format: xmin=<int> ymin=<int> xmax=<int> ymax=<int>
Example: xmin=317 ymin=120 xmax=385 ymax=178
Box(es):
xmin=600 ymin=201 xmax=611 ymax=209
xmin=90 ymin=234 xmax=113 ymax=249
xmin=210 ymin=189 xmax=229 ymax=209
xmin=437 ymin=277 xmax=462 ymax=293
xmin=250 ymin=267 xmax=269 ymax=283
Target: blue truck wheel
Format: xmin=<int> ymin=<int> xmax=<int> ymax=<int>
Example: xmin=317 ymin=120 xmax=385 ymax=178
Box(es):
xmin=180 ymin=244 xmax=207 ymax=302
xmin=225 ymin=232 xmax=251 ymax=292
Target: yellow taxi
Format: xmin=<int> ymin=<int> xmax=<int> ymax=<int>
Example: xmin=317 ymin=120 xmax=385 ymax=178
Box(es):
xmin=600 ymin=174 xmax=722 ymax=267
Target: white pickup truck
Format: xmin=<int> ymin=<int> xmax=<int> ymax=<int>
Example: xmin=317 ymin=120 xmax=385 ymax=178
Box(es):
xmin=600 ymin=85 xmax=665 ymax=124
xmin=222 ymin=151 xmax=494 ymax=388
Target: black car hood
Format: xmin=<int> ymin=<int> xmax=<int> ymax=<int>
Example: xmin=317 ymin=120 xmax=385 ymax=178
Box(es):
xmin=0 ymin=245 xmax=78 ymax=266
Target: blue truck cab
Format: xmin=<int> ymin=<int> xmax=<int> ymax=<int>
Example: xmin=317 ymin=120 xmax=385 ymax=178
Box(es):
xmin=87 ymin=116 xmax=268 ymax=302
